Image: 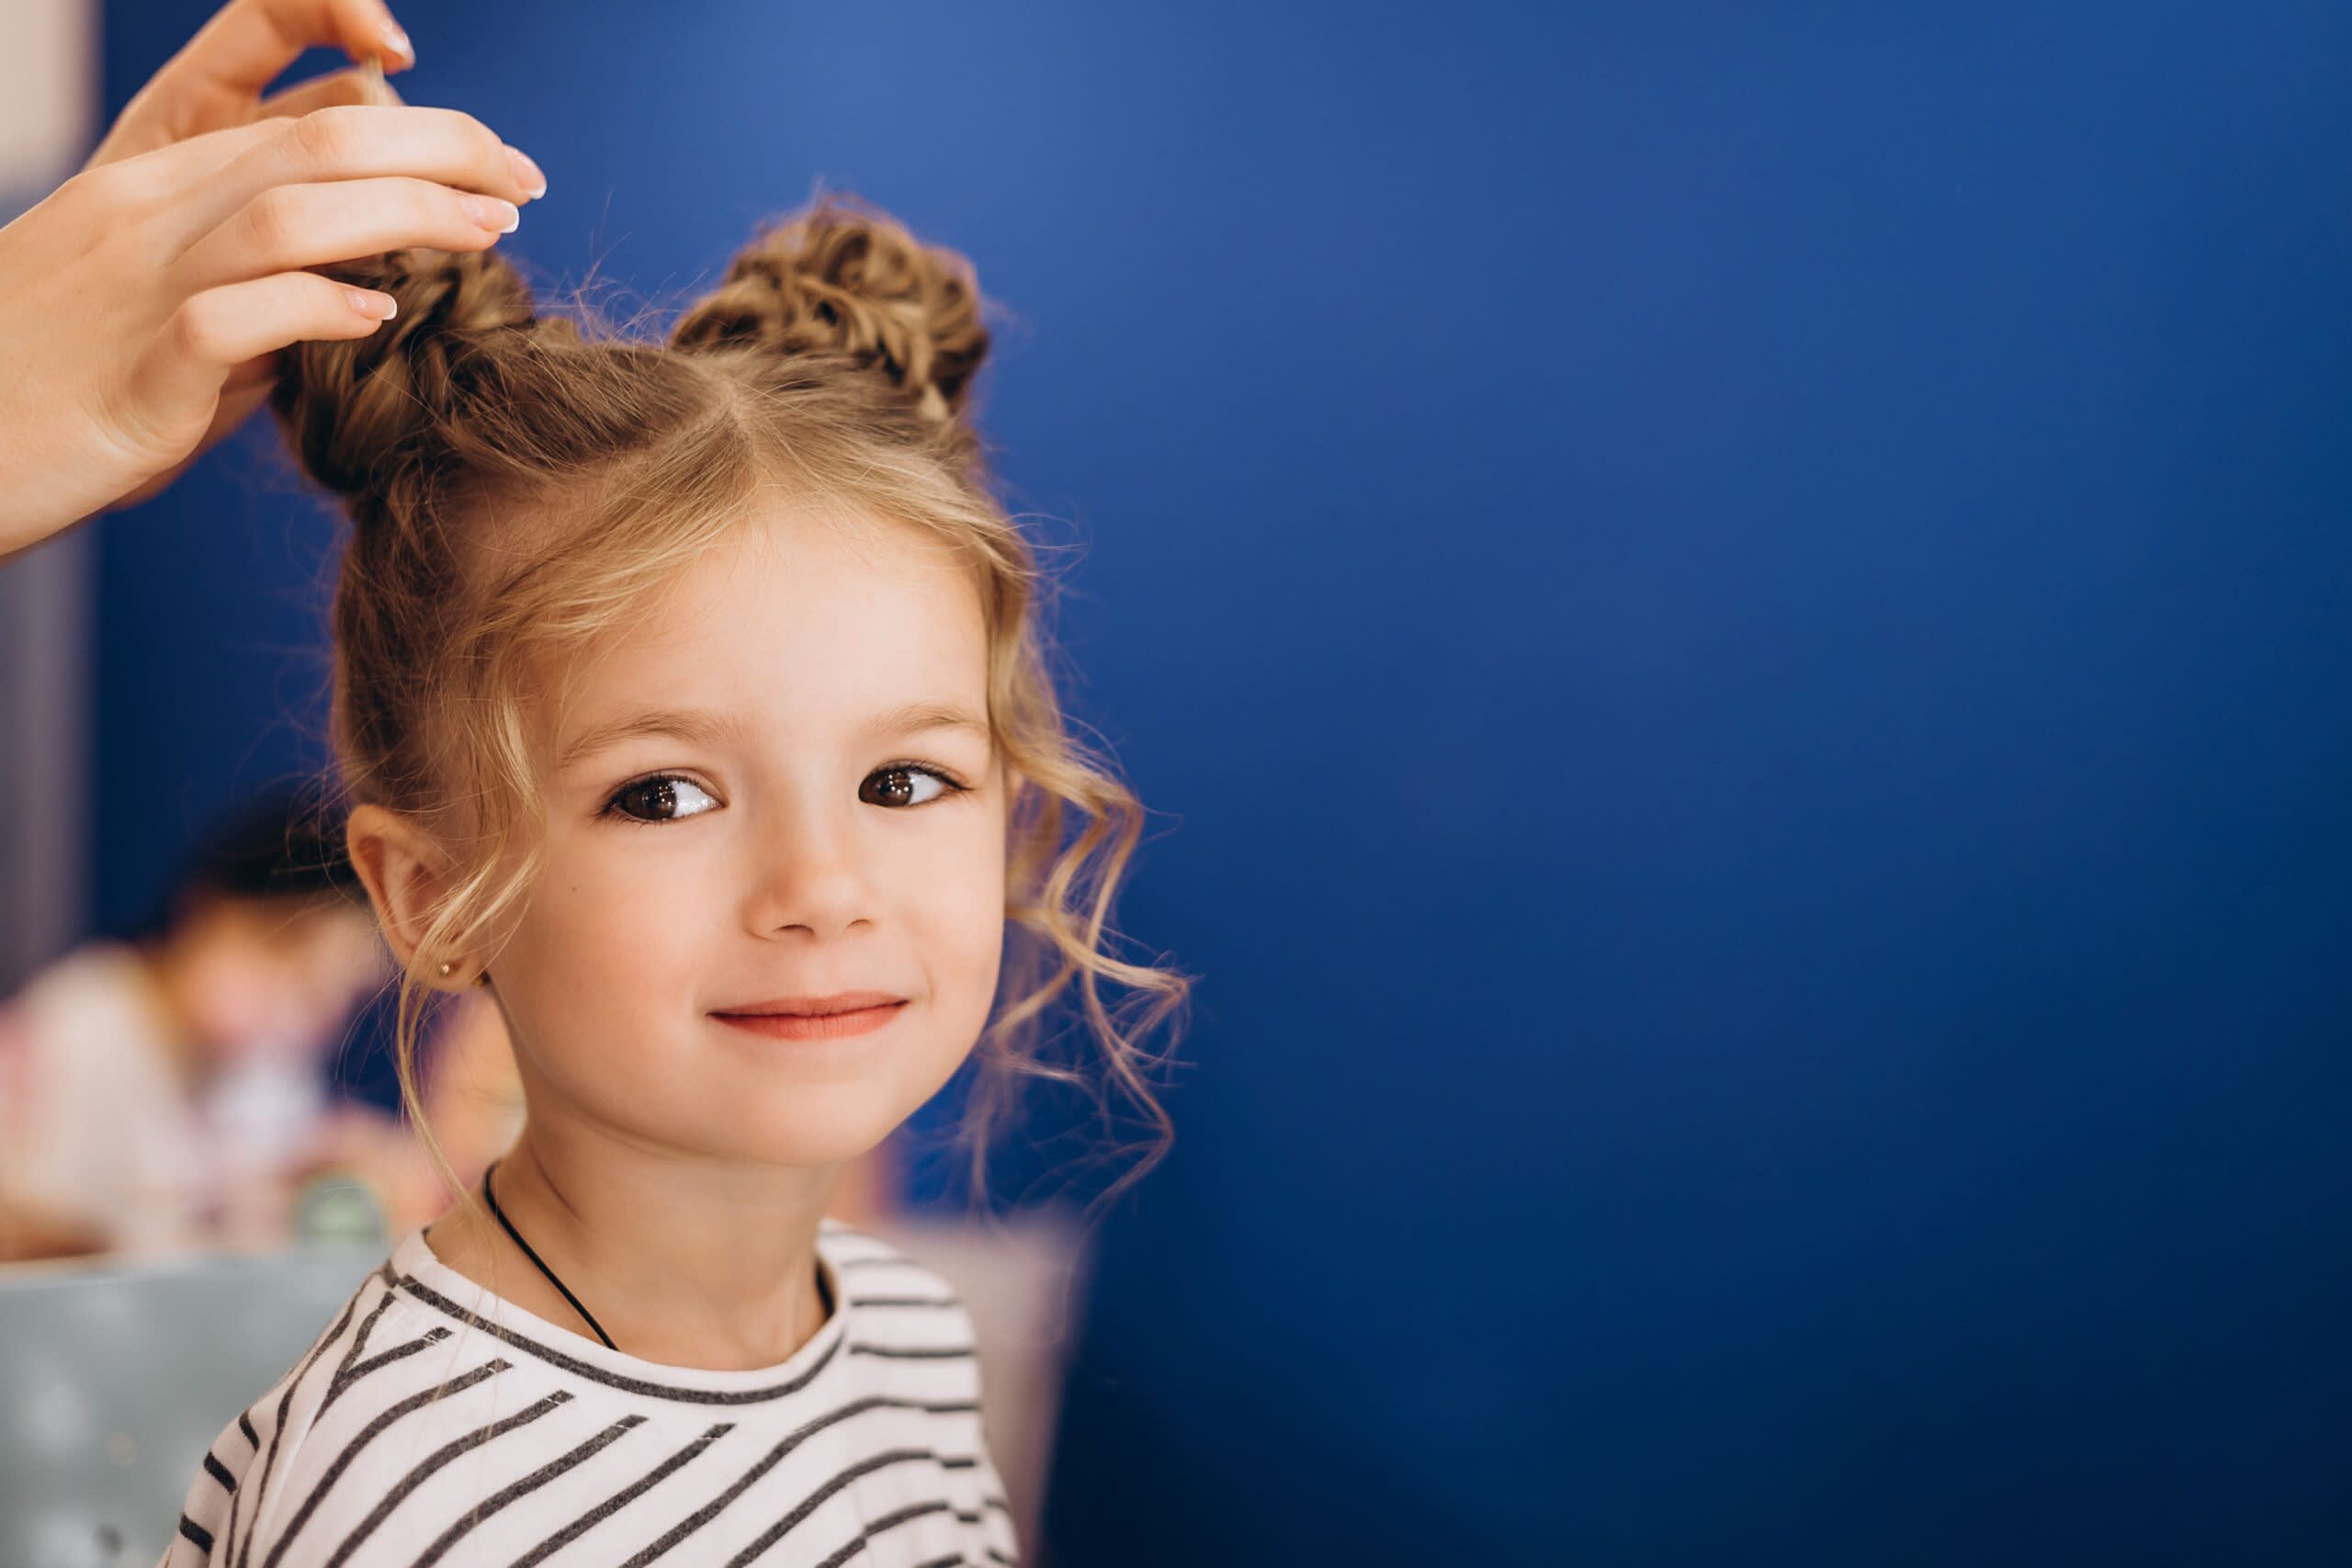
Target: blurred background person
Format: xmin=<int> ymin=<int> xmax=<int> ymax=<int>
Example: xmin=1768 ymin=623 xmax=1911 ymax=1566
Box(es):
xmin=0 ymin=784 xmax=389 ymax=1261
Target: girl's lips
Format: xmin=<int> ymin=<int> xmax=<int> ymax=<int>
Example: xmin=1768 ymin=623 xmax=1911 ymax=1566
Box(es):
xmin=710 ymin=1001 xmax=907 ymax=1041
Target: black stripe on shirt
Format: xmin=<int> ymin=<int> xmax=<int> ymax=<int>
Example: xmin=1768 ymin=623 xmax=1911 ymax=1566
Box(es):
xmin=237 ymin=1413 xmax=259 ymax=1449
xmin=321 ymin=1326 xmax=455 ymax=1416
xmin=179 ymin=1514 xmax=214 ymax=1553
xmin=202 ymin=1451 xmax=237 ymax=1494
xmin=810 ymin=1498 xmax=957 ymax=1568
xmin=506 ymin=1421 xmax=737 ymax=1568
xmin=389 ymin=1277 xmax=975 ymax=1397
xmin=229 ymin=1270 xmax=372 ymax=1568
xmin=394 ymin=1273 xmax=855 ymax=1404
xmin=410 ymin=1412 xmax=647 ymax=1568
xmin=719 ymin=1447 xmax=947 ymax=1567
xmin=320 ymin=1287 xmax=400 ymax=1405
xmin=616 ymin=1395 xmax=955 ymax=1566
xmin=261 ymin=1359 xmax=514 ymax=1568
xmin=321 ymin=1389 xmax=574 ymax=1568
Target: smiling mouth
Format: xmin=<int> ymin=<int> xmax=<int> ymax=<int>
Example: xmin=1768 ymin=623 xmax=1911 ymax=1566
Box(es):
xmin=712 ymin=990 xmax=906 ymax=1018
xmin=710 ymin=1001 xmax=908 ymax=1042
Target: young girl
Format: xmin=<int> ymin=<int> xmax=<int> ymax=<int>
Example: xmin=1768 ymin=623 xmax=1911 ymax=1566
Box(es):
xmin=158 ymin=187 xmax=1188 ymax=1566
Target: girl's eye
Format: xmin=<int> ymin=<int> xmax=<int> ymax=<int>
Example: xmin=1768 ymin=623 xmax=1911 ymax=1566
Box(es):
xmin=602 ymin=775 xmax=719 ymax=825
xmin=861 ymin=763 xmax=971 ymax=810
xmin=599 ymin=764 xmax=970 ymax=825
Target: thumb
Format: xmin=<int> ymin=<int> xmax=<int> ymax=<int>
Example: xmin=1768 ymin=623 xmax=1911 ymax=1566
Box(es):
xmin=256 ymin=61 xmax=408 ymax=120
xmin=103 ymin=360 xmax=274 ymax=514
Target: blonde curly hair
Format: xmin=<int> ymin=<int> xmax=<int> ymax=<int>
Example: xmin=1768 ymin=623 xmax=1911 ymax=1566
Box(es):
xmin=269 ymin=186 xmax=1192 ymax=1237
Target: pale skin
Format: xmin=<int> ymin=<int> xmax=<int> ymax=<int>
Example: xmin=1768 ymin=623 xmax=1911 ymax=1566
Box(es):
xmin=345 ymin=502 xmax=1011 ymax=1371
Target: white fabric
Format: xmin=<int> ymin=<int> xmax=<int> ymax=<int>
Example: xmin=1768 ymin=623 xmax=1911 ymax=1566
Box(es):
xmin=159 ymin=1218 xmax=1021 ymax=1566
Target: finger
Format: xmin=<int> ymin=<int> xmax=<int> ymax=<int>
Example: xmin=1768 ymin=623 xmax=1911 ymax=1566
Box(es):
xmin=74 ymin=116 xmax=296 ymax=206
xmin=139 ymin=271 xmax=400 ymax=427
xmin=84 ymin=58 xmax=412 ymax=210
xmin=164 ymin=0 xmax=413 ymax=104
xmin=93 ymin=0 xmax=413 ymax=168
xmin=87 ymin=0 xmax=412 ymax=172
xmin=256 ymin=61 xmax=407 ymax=122
xmin=166 ymin=106 xmax=540 ymax=258
xmin=176 ymin=174 xmax=520 ymax=294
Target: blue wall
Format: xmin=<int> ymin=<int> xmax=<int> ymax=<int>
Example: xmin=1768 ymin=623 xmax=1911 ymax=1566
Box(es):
xmin=95 ymin=2 xmax=2352 ymax=1561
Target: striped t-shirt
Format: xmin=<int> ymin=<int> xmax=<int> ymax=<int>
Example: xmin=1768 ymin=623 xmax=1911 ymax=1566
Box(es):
xmin=157 ymin=1217 xmax=1021 ymax=1567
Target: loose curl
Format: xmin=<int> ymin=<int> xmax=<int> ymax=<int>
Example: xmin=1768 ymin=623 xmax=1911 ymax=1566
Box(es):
xmin=272 ymin=188 xmax=1191 ymax=1245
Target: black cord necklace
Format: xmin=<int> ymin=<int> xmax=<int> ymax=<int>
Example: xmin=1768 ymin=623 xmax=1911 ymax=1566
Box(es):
xmin=481 ymin=1156 xmax=617 ymax=1349
xmin=478 ymin=1157 xmax=836 ymax=1357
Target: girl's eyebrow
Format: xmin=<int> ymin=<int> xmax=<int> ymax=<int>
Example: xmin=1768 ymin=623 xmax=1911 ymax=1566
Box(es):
xmin=557 ymin=700 xmax=989 ymax=773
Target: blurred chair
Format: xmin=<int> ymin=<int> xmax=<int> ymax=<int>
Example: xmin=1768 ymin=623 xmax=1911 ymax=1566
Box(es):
xmin=0 ymin=1237 xmax=384 ymax=1567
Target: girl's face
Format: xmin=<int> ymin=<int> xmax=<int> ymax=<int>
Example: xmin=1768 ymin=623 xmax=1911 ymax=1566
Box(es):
xmin=474 ymin=503 xmax=1008 ymax=1171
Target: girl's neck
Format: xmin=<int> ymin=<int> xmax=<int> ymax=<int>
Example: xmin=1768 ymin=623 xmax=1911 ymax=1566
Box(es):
xmin=423 ymin=1133 xmax=838 ymax=1372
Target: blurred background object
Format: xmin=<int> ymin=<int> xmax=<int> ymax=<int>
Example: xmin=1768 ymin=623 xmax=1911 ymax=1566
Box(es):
xmin=0 ymin=1240 xmax=387 ymax=1568
xmin=863 ymin=1203 xmax=1092 ymax=1556
xmin=0 ymin=784 xmax=390 ymax=1262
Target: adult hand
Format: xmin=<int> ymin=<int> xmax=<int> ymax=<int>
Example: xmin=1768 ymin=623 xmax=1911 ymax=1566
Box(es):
xmin=0 ymin=0 xmax=548 ymax=564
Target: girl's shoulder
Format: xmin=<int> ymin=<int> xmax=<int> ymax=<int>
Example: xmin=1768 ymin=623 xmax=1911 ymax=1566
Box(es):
xmin=815 ymin=1215 xmax=985 ymax=1337
xmin=164 ymin=1237 xmax=609 ymax=1567
xmin=813 ymin=1215 xmax=998 ymax=1411
xmin=160 ymin=1256 xmax=435 ymax=1565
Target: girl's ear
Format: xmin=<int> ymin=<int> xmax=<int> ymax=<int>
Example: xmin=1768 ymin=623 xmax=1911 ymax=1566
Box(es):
xmin=345 ymin=803 xmax=463 ymax=988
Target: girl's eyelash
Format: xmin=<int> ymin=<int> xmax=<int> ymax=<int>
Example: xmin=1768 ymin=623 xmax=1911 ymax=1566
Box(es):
xmin=597 ymin=762 xmax=973 ymax=826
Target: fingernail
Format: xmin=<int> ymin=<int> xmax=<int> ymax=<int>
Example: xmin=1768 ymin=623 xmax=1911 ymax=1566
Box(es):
xmin=379 ymin=18 xmax=413 ymax=65
xmin=505 ymin=146 xmax=548 ymax=200
xmin=462 ymin=195 xmax=521 ymax=234
xmin=345 ymin=288 xmax=398 ymax=320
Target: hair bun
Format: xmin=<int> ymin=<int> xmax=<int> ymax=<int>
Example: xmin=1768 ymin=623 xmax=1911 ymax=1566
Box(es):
xmin=271 ymin=244 xmax=551 ymax=502
xmin=669 ymin=191 xmax=989 ymax=423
